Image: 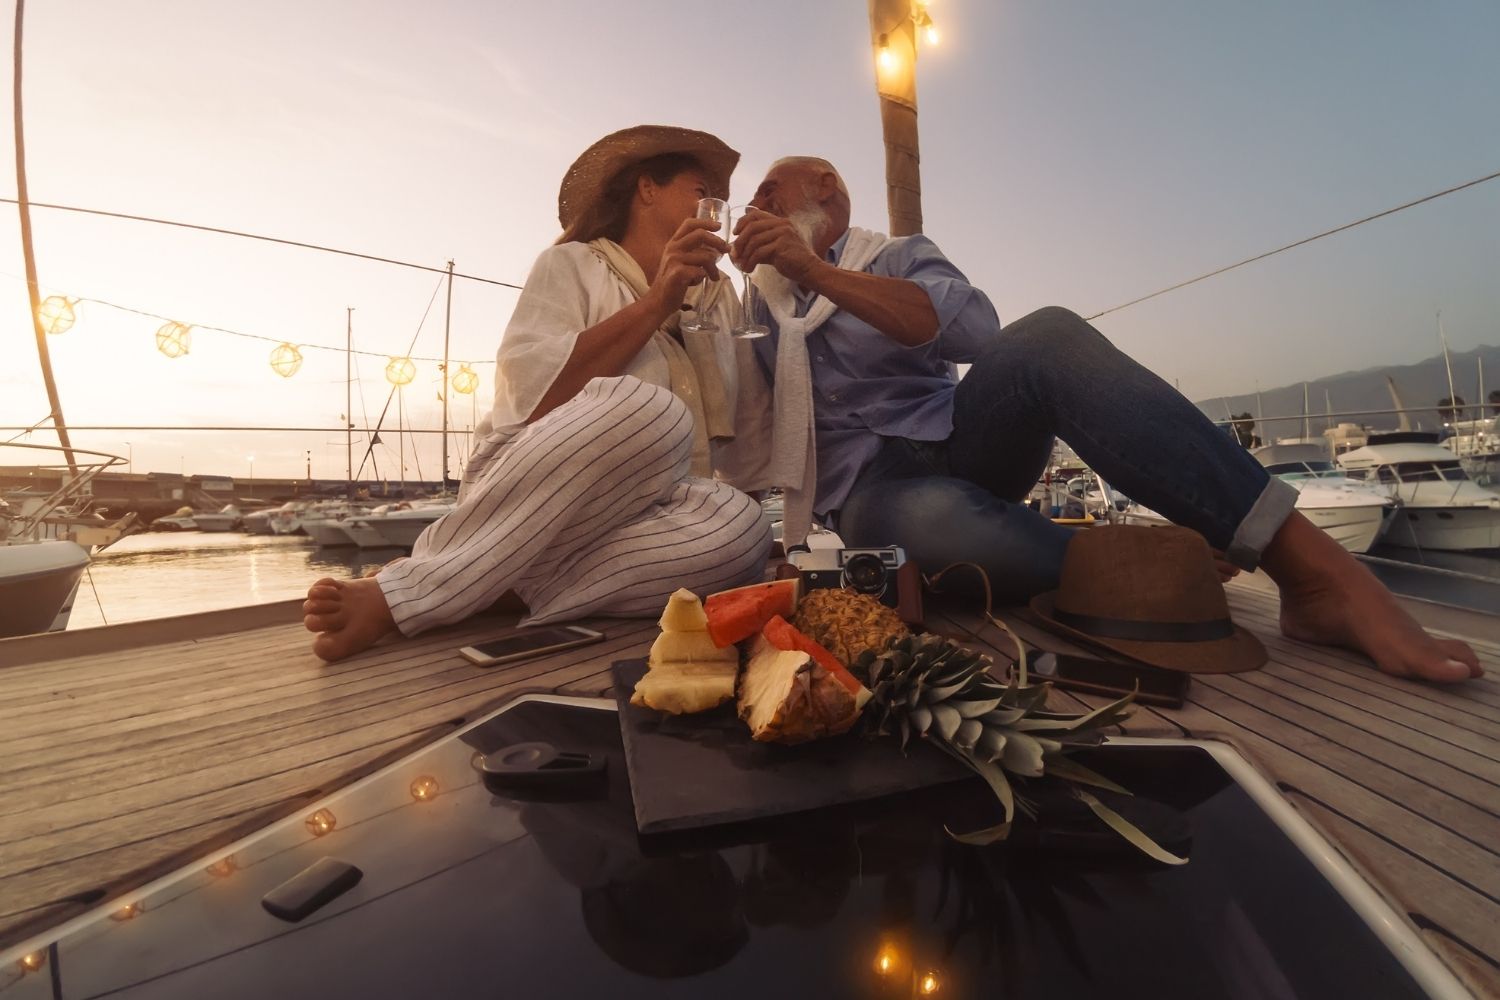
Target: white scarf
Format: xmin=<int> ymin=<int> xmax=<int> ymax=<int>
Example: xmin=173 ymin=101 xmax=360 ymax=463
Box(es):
xmin=758 ymin=226 xmax=893 ymax=546
xmin=587 ymin=239 xmax=736 ymax=477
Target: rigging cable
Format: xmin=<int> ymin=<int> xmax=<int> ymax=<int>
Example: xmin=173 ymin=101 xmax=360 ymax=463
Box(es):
xmin=1085 ymin=167 xmax=1500 ymax=321
xmin=0 ymin=196 xmax=523 ymax=290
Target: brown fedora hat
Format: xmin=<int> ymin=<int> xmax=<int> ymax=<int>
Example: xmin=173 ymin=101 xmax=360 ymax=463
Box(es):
xmin=1028 ymin=525 xmax=1266 ymax=674
xmin=557 ymin=124 xmax=739 ymax=238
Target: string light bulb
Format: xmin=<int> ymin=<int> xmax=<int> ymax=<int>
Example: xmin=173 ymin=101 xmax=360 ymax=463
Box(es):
xmin=918 ymin=970 xmax=942 ymax=995
xmin=385 ymin=356 xmax=416 ymax=386
xmin=410 ymin=775 xmax=440 ymax=802
xmin=305 ymin=808 xmax=338 ymax=837
xmin=451 ymin=364 xmax=479 ymax=395
xmin=17 ymin=951 xmax=46 ymax=973
xmin=917 ymin=9 xmax=939 ymax=45
xmin=155 ymin=321 xmax=192 ymax=359
xmin=873 ymin=942 xmax=901 ymax=977
xmin=110 ymin=902 xmax=142 ymax=922
xmin=37 ymin=295 xmax=77 ymax=335
xmin=877 ymin=32 xmax=897 ymax=72
xmin=270 ymin=342 xmax=304 ymax=378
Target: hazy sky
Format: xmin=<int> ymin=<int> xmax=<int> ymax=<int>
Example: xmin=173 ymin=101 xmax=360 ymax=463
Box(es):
xmin=3 ymin=0 xmax=1497 ymax=481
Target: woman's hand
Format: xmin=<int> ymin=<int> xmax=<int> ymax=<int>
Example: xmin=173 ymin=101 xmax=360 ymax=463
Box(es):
xmin=650 ymin=217 xmax=728 ymax=310
xmin=730 ymin=211 xmax=822 ymax=284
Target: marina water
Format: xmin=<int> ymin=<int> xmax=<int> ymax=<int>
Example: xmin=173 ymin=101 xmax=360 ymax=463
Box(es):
xmin=66 ymin=530 xmax=1500 ymax=631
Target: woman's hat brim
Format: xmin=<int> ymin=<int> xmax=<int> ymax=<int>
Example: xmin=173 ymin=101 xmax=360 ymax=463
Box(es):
xmin=1028 ymin=591 xmax=1267 ymax=675
xmin=558 ymin=124 xmax=739 ymax=232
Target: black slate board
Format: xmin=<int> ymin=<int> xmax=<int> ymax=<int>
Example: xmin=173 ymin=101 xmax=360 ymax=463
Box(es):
xmin=612 ymin=659 xmax=971 ymax=835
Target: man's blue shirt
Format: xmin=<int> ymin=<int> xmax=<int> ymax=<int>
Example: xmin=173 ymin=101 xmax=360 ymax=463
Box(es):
xmin=750 ymin=230 xmax=1002 ymax=516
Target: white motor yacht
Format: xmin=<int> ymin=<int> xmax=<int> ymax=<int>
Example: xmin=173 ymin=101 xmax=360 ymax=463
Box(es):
xmin=241 ymin=509 xmax=275 ymax=535
xmin=191 ymin=505 xmax=243 ymax=532
xmin=152 ymin=506 xmax=200 ymax=531
xmin=1443 ymin=415 xmax=1500 ymax=487
xmin=1337 ymin=433 xmax=1500 ymax=552
xmin=360 ymin=500 xmax=456 ymax=548
xmin=268 ymin=500 xmax=315 ymax=536
xmin=1253 ymin=444 xmax=1395 ymax=554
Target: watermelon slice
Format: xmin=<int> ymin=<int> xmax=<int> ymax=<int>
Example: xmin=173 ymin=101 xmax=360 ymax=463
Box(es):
xmin=703 ymin=579 xmax=800 ymax=648
xmin=762 ymin=615 xmax=868 ymax=702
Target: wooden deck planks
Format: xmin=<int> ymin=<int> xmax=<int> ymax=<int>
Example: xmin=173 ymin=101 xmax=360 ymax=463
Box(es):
xmin=0 ymin=580 xmax=1496 ymax=995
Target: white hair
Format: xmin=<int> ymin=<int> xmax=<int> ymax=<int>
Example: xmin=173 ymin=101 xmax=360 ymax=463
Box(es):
xmin=769 ymin=156 xmax=850 ymax=203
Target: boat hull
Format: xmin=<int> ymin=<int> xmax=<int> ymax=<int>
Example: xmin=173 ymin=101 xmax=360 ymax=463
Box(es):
xmin=0 ymin=541 xmax=89 ymax=638
xmin=1381 ymin=505 xmax=1500 ymax=552
xmin=1298 ymin=502 xmax=1391 ymax=554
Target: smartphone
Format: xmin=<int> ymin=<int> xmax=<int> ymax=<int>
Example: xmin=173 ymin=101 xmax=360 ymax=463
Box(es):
xmin=459 ymin=625 xmax=605 ymax=667
xmin=1030 ymin=651 xmax=1189 ymax=708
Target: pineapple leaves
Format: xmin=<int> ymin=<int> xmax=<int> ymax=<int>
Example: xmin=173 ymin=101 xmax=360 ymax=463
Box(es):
xmin=930 ymin=703 xmax=963 ymax=742
xmin=1075 ymin=789 xmax=1188 ymax=866
xmin=1045 ymin=757 xmax=1133 ymax=795
xmin=944 ymin=821 xmax=1012 ymax=845
xmin=1000 ymin=731 xmax=1047 ymax=777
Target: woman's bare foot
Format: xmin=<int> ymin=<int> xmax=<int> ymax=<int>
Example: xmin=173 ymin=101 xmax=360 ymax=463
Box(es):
xmin=303 ymin=576 xmax=398 ymax=662
xmin=1261 ymin=514 xmax=1483 ymax=684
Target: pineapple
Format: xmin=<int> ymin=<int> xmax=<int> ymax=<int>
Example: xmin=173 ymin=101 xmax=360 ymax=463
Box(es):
xmin=791 ymin=589 xmax=910 ymax=668
xmin=855 ymin=634 xmax=1183 ymax=863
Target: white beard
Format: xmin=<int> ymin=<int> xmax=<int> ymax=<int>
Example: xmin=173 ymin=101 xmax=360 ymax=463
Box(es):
xmin=750 ymin=208 xmax=826 ymax=317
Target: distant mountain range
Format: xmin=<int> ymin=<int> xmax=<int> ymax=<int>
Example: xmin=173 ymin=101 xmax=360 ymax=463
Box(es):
xmin=1194 ymin=343 xmax=1500 ymax=441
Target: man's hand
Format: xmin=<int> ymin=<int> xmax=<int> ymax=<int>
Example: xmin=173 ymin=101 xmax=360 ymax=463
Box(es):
xmin=730 ymin=211 xmax=822 ymax=284
xmin=650 ymin=217 xmax=728 ymax=311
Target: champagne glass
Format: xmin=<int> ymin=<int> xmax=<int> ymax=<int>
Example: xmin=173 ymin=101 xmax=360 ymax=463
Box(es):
xmin=729 ymin=205 xmax=770 ymax=339
xmin=680 ymin=197 xmax=729 ymax=334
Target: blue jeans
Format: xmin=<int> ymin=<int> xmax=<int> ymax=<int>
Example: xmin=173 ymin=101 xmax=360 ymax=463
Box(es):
xmin=837 ymin=307 xmax=1296 ymax=603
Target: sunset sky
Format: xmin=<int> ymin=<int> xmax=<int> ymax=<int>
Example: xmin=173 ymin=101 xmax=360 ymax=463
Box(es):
xmin=3 ymin=0 xmax=1497 ymax=481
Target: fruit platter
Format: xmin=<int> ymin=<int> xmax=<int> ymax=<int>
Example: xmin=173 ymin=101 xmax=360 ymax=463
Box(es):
xmin=619 ymin=578 xmax=1184 ymax=862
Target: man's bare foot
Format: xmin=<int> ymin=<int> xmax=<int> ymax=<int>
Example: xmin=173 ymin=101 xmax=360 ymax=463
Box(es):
xmin=302 ymin=576 xmax=398 ymax=662
xmin=1262 ymin=514 xmax=1483 ymax=684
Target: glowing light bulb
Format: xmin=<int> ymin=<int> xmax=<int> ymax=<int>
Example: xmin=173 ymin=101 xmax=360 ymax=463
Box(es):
xmin=410 ymin=775 xmax=440 ymax=801
xmin=385 ymin=356 xmax=416 ymax=386
xmin=877 ymin=32 xmax=897 ymax=72
xmin=155 ymin=321 xmax=192 ymax=359
xmin=873 ymin=943 xmax=900 ymax=976
xmin=305 ymin=808 xmax=337 ymax=836
xmin=918 ymin=970 xmax=942 ymax=995
xmin=38 ymin=295 xmax=77 ymax=335
xmin=110 ymin=902 xmax=142 ymax=922
xmin=206 ymin=855 xmax=238 ymax=878
xmin=925 ymin=22 xmax=940 ymax=45
xmin=451 ymin=364 xmax=479 ymax=395
xmin=17 ymin=951 xmax=46 ymax=973
xmin=270 ymin=342 xmax=304 ymax=378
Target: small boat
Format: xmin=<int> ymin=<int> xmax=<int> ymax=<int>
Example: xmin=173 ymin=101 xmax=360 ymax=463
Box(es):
xmin=1337 ymin=432 xmax=1500 ymax=552
xmin=268 ymin=500 xmax=315 ymax=535
xmin=360 ymin=500 xmax=456 ymax=548
xmin=152 ymin=506 xmax=200 ymax=531
xmin=1253 ymin=443 xmax=1395 ymax=554
xmin=190 ymin=504 xmax=243 ymax=532
xmin=240 ymin=509 xmax=275 ymax=535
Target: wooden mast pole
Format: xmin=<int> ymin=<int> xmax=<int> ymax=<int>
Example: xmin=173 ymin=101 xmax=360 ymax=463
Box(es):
xmin=869 ymin=0 xmax=923 ymax=237
xmin=12 ymin=0 xmax=77 ymax=474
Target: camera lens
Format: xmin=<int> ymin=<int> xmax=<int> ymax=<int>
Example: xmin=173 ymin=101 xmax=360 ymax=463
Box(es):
xmin=842 ymin=553 xmax=888 ymax=596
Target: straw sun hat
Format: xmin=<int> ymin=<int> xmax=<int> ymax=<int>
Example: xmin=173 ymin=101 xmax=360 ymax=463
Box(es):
xmin=557 ymin=124 xmax=739 ymax=239
xmin=1028 ymin=524 xmax=1267 ymax=674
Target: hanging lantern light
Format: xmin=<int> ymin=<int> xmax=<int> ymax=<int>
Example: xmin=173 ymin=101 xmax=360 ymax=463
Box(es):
xmin=451 ymin=364 xmax=479 ymax=395
xmin=155 ymin=321 xmax=192 ymax=359
xmin=385 ymin=356 xmax=416 ymax=386
xmin=270 ymin=342 xmax=303 ymax=378
xmin=37 ymin=295 xmax=77 ymax=335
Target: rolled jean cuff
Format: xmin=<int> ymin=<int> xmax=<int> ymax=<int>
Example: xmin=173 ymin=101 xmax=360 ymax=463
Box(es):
xmin=1224 ymin=476 xmax=1298 ymax=571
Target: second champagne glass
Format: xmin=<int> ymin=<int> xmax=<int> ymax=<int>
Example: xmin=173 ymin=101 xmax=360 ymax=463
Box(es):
xmin=680 ymin=197 xmax=729 ymax=334
xmin=729 ymin=205 xmax=770 ymax=339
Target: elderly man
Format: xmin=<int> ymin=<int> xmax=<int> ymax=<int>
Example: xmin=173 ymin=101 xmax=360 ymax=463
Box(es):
xmin=729 ymin=155 xmax=1480 ymax=684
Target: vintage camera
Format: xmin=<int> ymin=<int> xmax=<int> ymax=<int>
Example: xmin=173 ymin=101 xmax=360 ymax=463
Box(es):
xmin=785 ymin=546 xmax=910 ymax=608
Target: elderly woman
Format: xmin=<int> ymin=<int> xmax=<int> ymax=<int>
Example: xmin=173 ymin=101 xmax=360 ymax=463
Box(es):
xmin=304 ymin=126 xmax=771 ymax=661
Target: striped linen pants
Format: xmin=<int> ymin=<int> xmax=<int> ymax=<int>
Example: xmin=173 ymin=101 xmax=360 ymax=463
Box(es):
xmin=376 ymin=376 xmax=773 ymax=635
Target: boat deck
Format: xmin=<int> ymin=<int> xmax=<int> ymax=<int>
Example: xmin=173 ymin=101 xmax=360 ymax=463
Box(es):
xmin=1 ymin=577 xmax=1496 ymax=995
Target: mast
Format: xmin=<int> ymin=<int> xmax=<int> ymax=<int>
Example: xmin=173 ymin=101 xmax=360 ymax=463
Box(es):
xmin=13 ymin=0 xmax=77 ymax=474
xmin=1301 ymin=382 xmax=1309 ymax=442
xmin=1438 ymin=310 xmax=1459 ymax=424
xmin=346 ymin=306 xmax=353 ymax=499
xmin=441 ymin=259 xmax=454 ymax=489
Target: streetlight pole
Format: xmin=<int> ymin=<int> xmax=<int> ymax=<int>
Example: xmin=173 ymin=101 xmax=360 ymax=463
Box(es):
xmin=125 ymin=441 xmax=132 ymax=475
xmin=247 ymin=455 xmax=254 ymax=498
